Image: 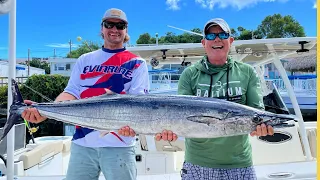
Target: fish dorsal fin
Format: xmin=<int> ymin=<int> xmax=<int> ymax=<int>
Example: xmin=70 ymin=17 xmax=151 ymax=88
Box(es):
xmin=187 ymin=115 xmax=221 ymax=126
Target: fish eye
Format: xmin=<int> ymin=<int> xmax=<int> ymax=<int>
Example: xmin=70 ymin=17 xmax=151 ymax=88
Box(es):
xmin=252 ymin=114 xmax=262 ymax=123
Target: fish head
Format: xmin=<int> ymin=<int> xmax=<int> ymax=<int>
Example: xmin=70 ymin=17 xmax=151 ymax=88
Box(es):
xmin=251 ymin=113 xmax=296 ymax=128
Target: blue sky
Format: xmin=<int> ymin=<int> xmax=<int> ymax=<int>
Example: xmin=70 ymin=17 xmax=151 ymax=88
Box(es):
xmin=0 ymin=0 xmax=317 ymax=59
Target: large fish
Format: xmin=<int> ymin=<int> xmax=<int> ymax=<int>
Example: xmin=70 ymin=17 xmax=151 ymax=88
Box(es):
xmin=0 ymin=79 xmax=295 ymax=142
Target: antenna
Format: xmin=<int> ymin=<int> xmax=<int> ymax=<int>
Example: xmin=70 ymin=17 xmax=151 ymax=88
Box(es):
xmin=167 ymin=25 xmax=203 ymax=37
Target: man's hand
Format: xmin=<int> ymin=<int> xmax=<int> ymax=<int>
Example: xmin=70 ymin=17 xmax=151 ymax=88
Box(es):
xmin=250 ymin=123 xmax=274 ymax=136
xmin=118 ymin=126 xmax=136 ymax=137
xmin=155 ymin=130 xmax=178 ymax=142
xmin=21 ymin=100 xmax=47 ymax=124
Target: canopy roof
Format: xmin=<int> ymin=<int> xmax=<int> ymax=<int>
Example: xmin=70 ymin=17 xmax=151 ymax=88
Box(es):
xmin=127 ymin=37 xmax=317 ymax=67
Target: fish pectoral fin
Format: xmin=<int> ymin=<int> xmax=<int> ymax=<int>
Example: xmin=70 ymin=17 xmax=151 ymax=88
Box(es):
xmin=187 ymin=115 xmax=221 ymax=126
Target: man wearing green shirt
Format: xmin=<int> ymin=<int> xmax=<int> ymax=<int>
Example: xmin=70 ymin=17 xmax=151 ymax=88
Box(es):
xmin=155 ymin=18 xmax=274 ymax=179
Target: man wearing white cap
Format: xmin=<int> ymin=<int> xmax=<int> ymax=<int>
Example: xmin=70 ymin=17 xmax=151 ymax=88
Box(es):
xmin=22 ymin=8 xmax=149 ymax=180
xmin=156 ymin=18 xmax=274 ymax=179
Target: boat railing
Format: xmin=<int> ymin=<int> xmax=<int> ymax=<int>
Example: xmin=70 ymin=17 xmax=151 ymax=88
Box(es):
xmin=0 ymin=77 xmax=28 ymax=86
xmin=151 ymin=80 xmax=179 ymax=84
xmin=266 ymin=78 xmax=317 ymax=94
xmin=150 ymin=73 xmax=181 ymax=85
xmin=149 ymin=72 xmax=317 ymax=96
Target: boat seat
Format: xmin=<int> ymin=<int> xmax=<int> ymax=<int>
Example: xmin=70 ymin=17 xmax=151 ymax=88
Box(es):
xmin=62 ymin=138 xmax=71 ymax=153
xmin=306 ymin=128 xmax=317 ymax=158
xmin=18 ymin=140 xmax=63 ymax=170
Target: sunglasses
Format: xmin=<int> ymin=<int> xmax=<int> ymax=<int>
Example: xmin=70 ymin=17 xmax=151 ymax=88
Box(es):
xmin=205 ymin=32 xmax=230 ymax=40
xmin=103 ymin=21 xmax=127 ymax=30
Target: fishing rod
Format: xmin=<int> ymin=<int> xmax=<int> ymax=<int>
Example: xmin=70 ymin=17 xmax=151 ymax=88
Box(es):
xmin=17 ymin=83 xmax=53 ymax=144
xmin=23 ymin=119 xmax=38 ymax=144
xmin=167 ymin=25 xmax=203 ymax=36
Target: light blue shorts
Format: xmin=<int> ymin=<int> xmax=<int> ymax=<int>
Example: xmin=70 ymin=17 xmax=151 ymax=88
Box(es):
xmin=65 ymin=142 xmax=137 ymax=180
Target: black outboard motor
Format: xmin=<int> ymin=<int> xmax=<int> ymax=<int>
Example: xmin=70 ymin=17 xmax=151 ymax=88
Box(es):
xmin=263 ymin=82 xmax=290 ymax=115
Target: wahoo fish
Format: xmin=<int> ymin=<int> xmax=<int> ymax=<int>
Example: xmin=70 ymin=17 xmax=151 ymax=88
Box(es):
xmin=0 ymin=79 xmax=295 ymax=142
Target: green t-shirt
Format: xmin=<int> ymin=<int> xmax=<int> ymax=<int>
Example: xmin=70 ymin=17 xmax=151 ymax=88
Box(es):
xmin=178 ymin=56 xmax=265 ymax=168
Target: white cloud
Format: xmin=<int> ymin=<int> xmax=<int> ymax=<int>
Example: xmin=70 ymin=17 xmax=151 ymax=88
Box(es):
xmin=313 ymin=1 xmax=316 ymax=8
xmin=194 ymin=0 xmax=288 ymax=10
xmin=166 ymin=0 xmax=181 ymax=10
xmin=45 ymin=43 xmax=79 ymax=48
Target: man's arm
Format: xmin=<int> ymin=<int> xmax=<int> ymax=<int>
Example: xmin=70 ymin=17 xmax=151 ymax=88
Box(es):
xmin=22 ymin=91 xmax=77 ymax=124
xmin=22 ymin=55 xmax=83 ymax=123
xmin=55 ymin=92 xmax=77 ymax=102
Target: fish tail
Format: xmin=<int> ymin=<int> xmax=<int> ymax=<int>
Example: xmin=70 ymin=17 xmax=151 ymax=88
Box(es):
xmin=0 ymin=79 xmax=26 ymax=142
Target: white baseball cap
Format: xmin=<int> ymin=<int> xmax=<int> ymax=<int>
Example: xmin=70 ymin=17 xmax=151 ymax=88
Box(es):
xmin=203 ymin=18 xmax=231 ymax=35
xmin=102 ymin=8 xmax=128 ymax=24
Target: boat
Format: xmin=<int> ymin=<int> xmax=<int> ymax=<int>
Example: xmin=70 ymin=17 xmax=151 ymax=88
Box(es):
xmin=0 ymin=0 xmax=317 ymax=179
xmin=269 ymin=75 xmax=317 ymax=115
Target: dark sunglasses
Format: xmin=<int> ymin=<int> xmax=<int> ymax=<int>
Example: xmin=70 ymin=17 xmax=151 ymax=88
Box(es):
xmin=205 ymin=32 xmax=230 ymax=40
xmin=103 ymin=21 xmax=127 ymax=30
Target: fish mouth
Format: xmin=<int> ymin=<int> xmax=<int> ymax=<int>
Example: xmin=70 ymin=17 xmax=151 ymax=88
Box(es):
xmin=264 ymin=118 xmax=296 ymax=128
xmin=253 ymin=113 xmax=296 ymax=128
xmin=271 ymin=122 xmax=296 ymax=128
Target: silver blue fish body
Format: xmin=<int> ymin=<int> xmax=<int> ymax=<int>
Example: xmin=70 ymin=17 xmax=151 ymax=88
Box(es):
xmin=0 ymin=79 xmax=295 ymax=142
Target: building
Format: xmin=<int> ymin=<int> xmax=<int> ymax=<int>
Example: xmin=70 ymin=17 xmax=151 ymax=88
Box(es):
xmin=48 ymin=58 xmax=77 ymax=76
xmin=0 ymin=60 xmax=45 ymax=77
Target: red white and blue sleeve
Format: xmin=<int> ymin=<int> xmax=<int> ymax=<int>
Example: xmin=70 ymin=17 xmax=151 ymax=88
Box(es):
xmin=127 ymin=58 xmax=150 ymax=95
xmin=63 ymin=55 xmax=84 ymax=99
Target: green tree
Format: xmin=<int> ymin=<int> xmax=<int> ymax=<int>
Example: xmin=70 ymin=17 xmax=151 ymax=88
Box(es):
xmin=230 ymin=28 xmax=238 ymax=38
xmin=19 ymin=59 xmax=50 ymax=74
xmin=39 ymin=61 xmax=50 ymax=74
xmin=257 ymin=14 xmax=306 ymax=38
xmin=136 ymin=28 xmax=203 ymax=44
xmin=135 ymin=14 xmax=305 ymax=43
xmin=231 ymin=26 xmax=263 ymax=40
xmin=67 ymin=41 xmax=101 ymax=58
xmin=176 ymin=28 xmax=203 ymax=43
xmin=136 ymin=33 xmax=153 ymax=44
